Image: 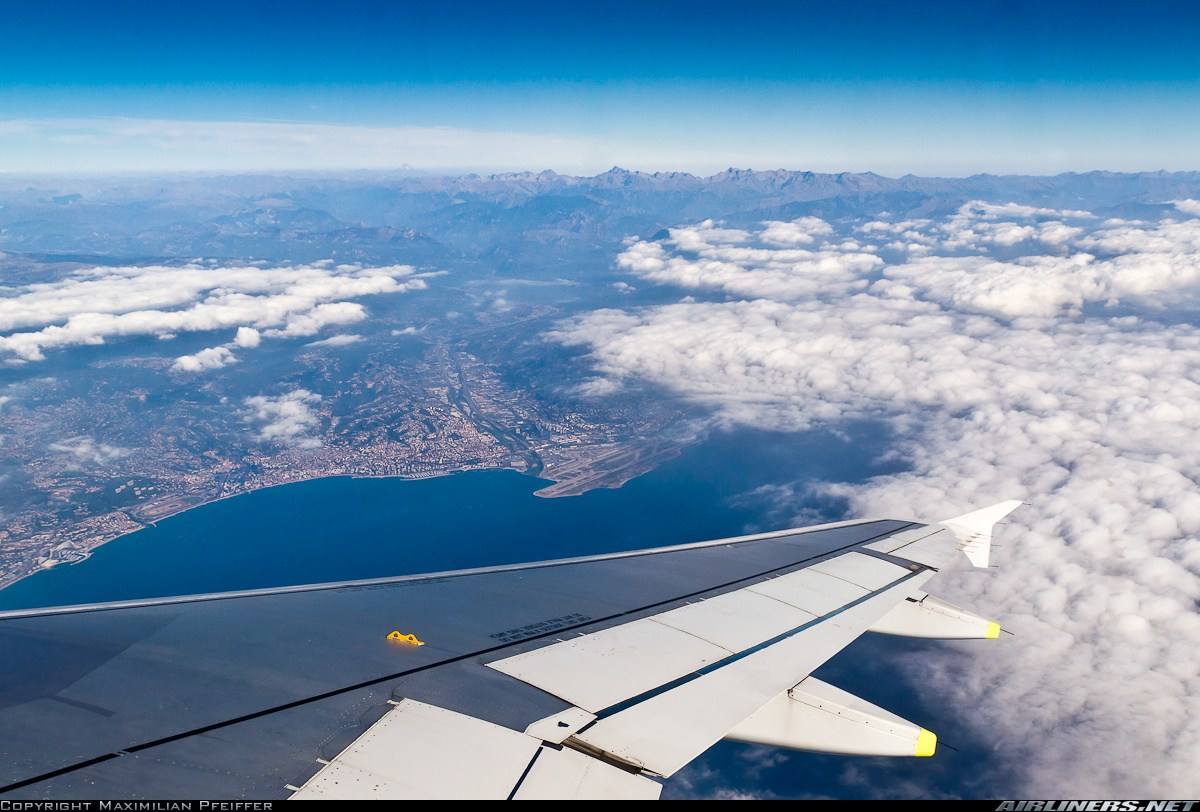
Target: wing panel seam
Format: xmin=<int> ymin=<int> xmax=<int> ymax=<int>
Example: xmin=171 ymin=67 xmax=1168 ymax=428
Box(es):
xmin=578 ymin=567 xmax=926 ymax=726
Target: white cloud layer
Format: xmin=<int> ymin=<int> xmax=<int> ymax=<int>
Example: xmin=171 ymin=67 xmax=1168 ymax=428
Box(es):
xmin=617 ymin=205 xmax=1200 ymax=318
xmin=617 ymin=219 xmax=881 ymax=301
xmin=243 ymin=390 xmax=322 ymax=449
xmin=874 ymin=204 xmax=1200 ymax=318
xmin=869 ymin=202 xmax=1200 ymax=317
xmin=554 ymin=208 xmax=1200 ymax=795
xmin=0 ymin=262 xmax=425 ymax=363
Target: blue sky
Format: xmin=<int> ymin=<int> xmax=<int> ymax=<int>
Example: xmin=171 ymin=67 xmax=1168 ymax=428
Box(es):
xmin=2 ymin=0 xmax=1199 ymax=175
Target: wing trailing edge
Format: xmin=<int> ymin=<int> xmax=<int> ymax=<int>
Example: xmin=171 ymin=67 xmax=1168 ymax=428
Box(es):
xmin=724 ymin=676 xmax=938 ymax=757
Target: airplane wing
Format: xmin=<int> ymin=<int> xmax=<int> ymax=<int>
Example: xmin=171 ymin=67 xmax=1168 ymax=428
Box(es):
xmin=0 ymin=502 xmax=1019 ymax=800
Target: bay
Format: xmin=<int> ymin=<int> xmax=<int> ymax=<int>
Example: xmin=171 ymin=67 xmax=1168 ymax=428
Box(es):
xmin=0 ymin=424 xmax=899 ymax=611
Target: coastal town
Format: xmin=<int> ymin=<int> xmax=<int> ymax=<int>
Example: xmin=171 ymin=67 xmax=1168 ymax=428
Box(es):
xmin=0 ymin=337 xmax=681 ymax=591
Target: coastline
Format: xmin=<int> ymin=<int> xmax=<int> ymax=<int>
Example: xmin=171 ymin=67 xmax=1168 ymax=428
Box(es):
xmin=0 ymin=463 xmax=547 ymax=594
xmin=2 ymin=435 xmax=692 ymax=593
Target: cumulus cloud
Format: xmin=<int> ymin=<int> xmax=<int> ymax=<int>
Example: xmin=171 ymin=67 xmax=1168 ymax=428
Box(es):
xmin=615 ymin=211 xmax=1200 ymax=319
xmin=305 ymin=333 xmax=363 ymax=347
xmin=233 ymin=327 xmax=261 ymax=348
xmin=760 ymin=217 xmax=835 ymax=246
xmin=0 ymin=262 xmax=426 ymax=362
xmin=173 ymin=345 xmax=238 ymax=372
xmin=1175 ymin=199 xmax=1200 ymax=217
xmin=575 ymin=377 xmax=624 ymax=397
xmin=48 ymin=436 xmax=130 ymax=465
xmin=881 ymin=255 xmax=1104 ymax=318
xmin=664 ymin=220 xmax=752 ymax=252
xmin=243 ymin=390 xmax=322 ymax=449
xmin=265 ymin=301 xmax=370 ymax=339
xmin=617 ymin=217 xmax=881 ymax=301
xmin=1074 ymin=216 xmax=1200 ymax=257
xmin=554 ymin=206 xmax=1200 ymax=796
xmin=958 ymin=200 xmax=1095 ymax=221
xmin=855 ymin=204 xmax=1200 ymax=318
xmin=929 ymin=201 xmax=1092 ymax=251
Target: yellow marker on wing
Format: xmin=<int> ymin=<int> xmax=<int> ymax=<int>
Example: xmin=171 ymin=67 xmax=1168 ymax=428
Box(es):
xmin=915 ymin=728 xmax=938 ymax=757
xmin=387 ymin=630 xmax=425 ymax=646
xmin=985 ymin=621 xmax=1001 ymax=640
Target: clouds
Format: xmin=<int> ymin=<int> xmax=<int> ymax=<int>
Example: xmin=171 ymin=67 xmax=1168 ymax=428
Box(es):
xmin=305 ymin=333 xmax=363 ymax=347
xmin=243 ymin=390 xmax=322 ymax=449
xmin=233 ymin=327 xmax=261 ymax=348
xmin=555 ymin=206 xmax=1200 ymax=795
xmin=616 ymin=219 xmax=882 ymax=301
xmin=946 ymin=201 xmax=1094 ymax=245
xmin=48 ymin=436 xmax=130 ymax=465
xmin=574 ymin=377 xmax=624 ymax=397
xmin=172 ymin=345 xmax=238 ymax=372
xmin=903 ymin=213 xmax=1200 ymax=318
xmin=0 ymin=262 xmax=426 ymax=364
xmin=856 ymin=201 xmax=1095 ymax=255
xmin=881 ymin=255 xmax=1104 ymax=318
xmin=855 ymin=201 xmax=1200 ymax=318
xmin=760 ymin=217 xmax=835 ymax=246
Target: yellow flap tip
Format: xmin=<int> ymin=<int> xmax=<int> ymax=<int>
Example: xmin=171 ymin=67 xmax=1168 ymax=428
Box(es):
xmin=915 ymin=728 xmax=937 ymax=757
xmin=386 ymin=630 xmax=425 ymax=646
xmin=985 ymin=621 xmax=1001 ymax=640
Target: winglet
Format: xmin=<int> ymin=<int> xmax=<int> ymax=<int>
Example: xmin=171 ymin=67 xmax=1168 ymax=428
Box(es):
xmin=940 ymin=500 xmax=1022 ymax=569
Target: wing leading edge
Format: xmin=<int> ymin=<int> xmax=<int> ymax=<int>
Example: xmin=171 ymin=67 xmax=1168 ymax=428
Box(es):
xmin=0 ymin=503 xmax=1018 ymax=800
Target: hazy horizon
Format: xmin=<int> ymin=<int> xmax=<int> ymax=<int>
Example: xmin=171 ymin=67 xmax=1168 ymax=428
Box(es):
xmin=3 ymin=164 xmax=1200 ymax=181
xmin=4 ymin=1 xmax=1198 ymax=175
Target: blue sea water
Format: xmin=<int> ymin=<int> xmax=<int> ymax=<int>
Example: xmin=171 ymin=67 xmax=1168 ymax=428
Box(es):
xmin=0 ymin=425 xmax=896 ymax=611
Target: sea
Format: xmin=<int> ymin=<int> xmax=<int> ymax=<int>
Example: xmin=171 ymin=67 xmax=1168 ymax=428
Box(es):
xmin=0 ymin=425 xmax=898 ymax=611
